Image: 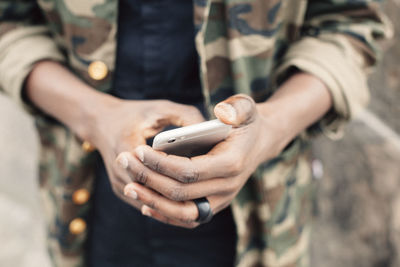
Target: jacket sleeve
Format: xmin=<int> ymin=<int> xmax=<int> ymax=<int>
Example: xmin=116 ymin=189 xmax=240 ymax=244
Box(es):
xmin=0 ymin=0 xmax=65 ymax=113
xmin=275 ymin=0 xmax=393 ymax=138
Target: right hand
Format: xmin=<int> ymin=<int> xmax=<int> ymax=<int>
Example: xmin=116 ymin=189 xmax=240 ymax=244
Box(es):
xmin=24 ymin=61 xmax=205 ymax=210
xmin=85 ymin=96 xmax=205 ymax=209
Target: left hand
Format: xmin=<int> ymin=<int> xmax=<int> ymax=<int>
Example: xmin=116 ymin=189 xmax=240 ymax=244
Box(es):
xmin=117 ymin=94 xmax=288 ymax=228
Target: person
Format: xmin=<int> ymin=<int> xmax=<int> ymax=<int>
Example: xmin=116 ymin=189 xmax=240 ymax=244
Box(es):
xmin=0 ymin=0 xmax=392 ymax=266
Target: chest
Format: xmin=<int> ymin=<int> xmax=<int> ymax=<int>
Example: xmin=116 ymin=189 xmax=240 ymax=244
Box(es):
xmin=35 ymin=0 xmax=306 ymax=93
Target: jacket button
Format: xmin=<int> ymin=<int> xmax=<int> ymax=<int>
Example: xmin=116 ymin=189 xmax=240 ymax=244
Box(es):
xmin=72 ymin=189 xmax=90 ymax=205
xmin=81 ymin=140 xmax=95 ymax=153
xmin=88 ymin=60 xmax=108 ymax=80
xmin=69 ymin=218 xmax=87 ymax=235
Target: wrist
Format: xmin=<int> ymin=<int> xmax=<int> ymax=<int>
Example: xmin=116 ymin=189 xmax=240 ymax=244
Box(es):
xmin=256 ymin=103 xmax=293 ymax=158
xmin=255 ymin=72 xmax=332 ymax=159
xmin=77 ymin=89 xmax=120 ymax=144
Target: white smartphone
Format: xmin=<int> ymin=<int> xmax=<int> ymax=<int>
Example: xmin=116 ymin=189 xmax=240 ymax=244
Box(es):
xmin=152 ymin=119 xmax=232 ymax=157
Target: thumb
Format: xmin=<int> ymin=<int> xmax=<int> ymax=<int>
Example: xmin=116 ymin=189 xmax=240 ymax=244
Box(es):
xmin=214 ymin=94 xmax=257 ymax=127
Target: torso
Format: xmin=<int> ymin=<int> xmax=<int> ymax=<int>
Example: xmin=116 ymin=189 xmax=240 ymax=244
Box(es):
xmin=86 ymin=1 xmax=237 ymax=266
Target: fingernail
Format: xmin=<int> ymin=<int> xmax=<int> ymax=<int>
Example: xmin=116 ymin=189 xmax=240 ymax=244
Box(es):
xmin=116 ymin=153 xmax=129 ymax=169
xmin=142 ymin=206 xmax=152 ymax=217
xmin=127 ymin=189 xmax=137 ymax=200
xmin=135 ymin=147 xmax=144 ymax=162
xmin=124 ymin=184 xmax=138 ymax=200
xmin=216 ymin=102 xmax=237 ymax=123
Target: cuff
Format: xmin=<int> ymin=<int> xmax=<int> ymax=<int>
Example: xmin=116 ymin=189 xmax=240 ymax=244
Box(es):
xmin=275 ymin=34 xmax=369 ymax=139
xmin=0 ymin=26 xmax=65 ymax=114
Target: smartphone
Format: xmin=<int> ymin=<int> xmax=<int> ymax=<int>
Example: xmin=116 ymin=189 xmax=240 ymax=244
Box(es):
xmin=152 ymin=119 xmax=232 ymax=157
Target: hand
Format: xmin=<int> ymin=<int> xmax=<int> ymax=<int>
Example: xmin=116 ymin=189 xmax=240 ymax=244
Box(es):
xmin=118 ymin=94 xmax=287 ymax=228
xmin=25 ymin=62 xmax=330 ymax=226
xmin=88 ymin=97 xmax=205 ymax=209
xmin=25 ymin=61 xmax=207 ymax=211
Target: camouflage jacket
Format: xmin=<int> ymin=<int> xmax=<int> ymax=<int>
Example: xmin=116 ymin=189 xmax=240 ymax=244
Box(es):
xmin=0 ymin=1 xmax=391 ymax=266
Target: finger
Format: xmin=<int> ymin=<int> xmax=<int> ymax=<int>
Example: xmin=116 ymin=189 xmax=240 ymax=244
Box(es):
xmin=108 ymin=172 xmax=141 ymax=209
xmin=141 ymin=205 xmax=199 ymax=229
xmin=119 ymin=151 xmax=189 ymax=198
xmin=124 ymin=182 xmax=199 ymax=224
xmin=114 ymin=153 xmax=134 ymax=183
xmin=114 ymin=153 xmax=148 ymax=208
xmin=162 ymin=101 xmax=205 ymax=127
xmin=214 ymin=94 xmax=257 ymax=127
xmin=135 ymin=145 xmax=245 ymax=182
xmin=119 ymin=151 xmax=237 ymax=201
xmin=135 ymin=146 xmax=199 ymax=182
xmin=118 ymin=151 xmax=194 ymax=200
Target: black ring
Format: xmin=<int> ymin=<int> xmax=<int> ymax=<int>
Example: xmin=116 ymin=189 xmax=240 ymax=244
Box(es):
xmin=193 ymin=197 xmax=213 ymax=224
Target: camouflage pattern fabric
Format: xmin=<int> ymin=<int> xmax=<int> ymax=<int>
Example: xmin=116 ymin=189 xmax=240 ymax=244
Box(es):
xmin=0 ymin=0 xmax=392 ymax=266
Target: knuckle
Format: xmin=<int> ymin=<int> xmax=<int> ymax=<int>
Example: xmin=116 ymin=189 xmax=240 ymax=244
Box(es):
xmin=166 ymin=186 xmax=188 ymax=202
xmin=153 ymin=159 xmax=165 ymax=174
xmin=222 ymin=179 xmax=235 ymax=194
xmin=225 ymin=177 xmax=241 ymax=193
xmin=226 ymin=153 xmax=246 ymax=175
xmin=133 ymin=168 xmax=148 ymax=185
xmin=237 ymin=93 xmax=255 ymax=104
xmin=157 ymin=99 xmax=171 ymax=108
xmin=146 ymin=200 xmax=157 ymax=210
xmin=163 ymin=99 xmax=173 ymax=106
xmin=189 ymin=106 xmax=201 ymax=116
xmin=179 ymin=209 xmax=196 ymax=224
xmin=226 ymin=160 xmax=243 ymax=176
xmin=156 ymin=214 xmax=170 ymax=225
xmin=180 ymin=169 xmax=199 ymax=183
xmin=179 ymin=206 xmax=197 ymax=224
xmin=179 ymin=158 xmax=199 ymax=183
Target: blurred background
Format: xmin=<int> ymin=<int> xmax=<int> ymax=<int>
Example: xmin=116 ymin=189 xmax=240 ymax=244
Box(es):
xmin=0 ymin=1 xmax=399 ymax=267
xmin=310 ymin=1 xmax=400 ymax=266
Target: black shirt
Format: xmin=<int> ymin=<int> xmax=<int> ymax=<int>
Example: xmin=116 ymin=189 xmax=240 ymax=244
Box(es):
xmin=112 ymin=0 xmax=204 ymax=104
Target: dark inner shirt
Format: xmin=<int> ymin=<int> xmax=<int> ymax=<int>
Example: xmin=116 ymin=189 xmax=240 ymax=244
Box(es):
xmin=112 ymin=0 xmax=204 ymax=103
xmin=87 ymin=1 xmax=237 ymax=266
